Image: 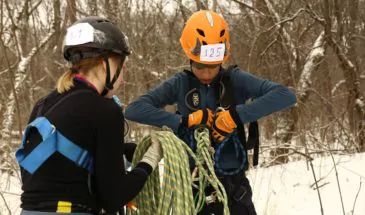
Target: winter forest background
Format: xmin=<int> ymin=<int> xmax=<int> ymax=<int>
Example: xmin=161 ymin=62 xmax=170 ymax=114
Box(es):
xmin=0 ymin=0 xmax=364 ymax=214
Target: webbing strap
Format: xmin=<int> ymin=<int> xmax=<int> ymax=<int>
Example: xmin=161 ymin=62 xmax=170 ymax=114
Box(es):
xmin=16 ymin=90 xmax=94 ymax=174
xmin=218 ymin=66 xmax=260 ymax=167
xmin=16 ymin=117 xmax=93 ymax=174
xmin=247 ymin=121 xmax=259 ymax=166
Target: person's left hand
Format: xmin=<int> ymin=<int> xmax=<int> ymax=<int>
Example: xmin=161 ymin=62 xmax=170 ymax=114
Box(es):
xmin=140 ymin=138 xmax=163 ymax=170
xmin=211 ymin=110 xmax=238 ymax=142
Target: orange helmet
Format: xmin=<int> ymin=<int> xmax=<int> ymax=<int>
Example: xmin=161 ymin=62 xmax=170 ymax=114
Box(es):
xmin=180 ymin=10 xmax=230 ymax=65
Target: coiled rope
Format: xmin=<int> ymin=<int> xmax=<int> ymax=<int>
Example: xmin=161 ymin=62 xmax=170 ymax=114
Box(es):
xmin=127 ymin=127 xmax=229 ymax=215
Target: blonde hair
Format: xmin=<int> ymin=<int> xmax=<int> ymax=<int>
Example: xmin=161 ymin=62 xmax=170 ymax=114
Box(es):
xmin=57 ymin=56 xmax=103 ymax=93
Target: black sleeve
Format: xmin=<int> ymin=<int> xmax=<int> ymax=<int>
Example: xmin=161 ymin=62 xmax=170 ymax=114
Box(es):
xmin=94 ymin=103 xmax=152 ymax=213
xmin=124 ymin=142 xmax=137 ymax=162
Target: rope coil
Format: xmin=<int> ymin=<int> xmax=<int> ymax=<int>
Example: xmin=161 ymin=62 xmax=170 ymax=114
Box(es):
xmin=127 ymin=128 xmax=229 ymax=215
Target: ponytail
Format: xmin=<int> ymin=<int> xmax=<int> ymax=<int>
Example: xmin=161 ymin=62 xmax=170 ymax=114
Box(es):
xmin=56 ymin=57 xmax=102 ymax=94
xmin=56 ymin=70 xmax=75 ymax=93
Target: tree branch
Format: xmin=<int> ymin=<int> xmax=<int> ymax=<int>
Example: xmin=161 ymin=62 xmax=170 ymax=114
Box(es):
xmin=231 ymin=0 xmax=266 ymax=16
xmin=297 ymin=31 xmax=326 ymax=99
xmin=352 ymin=178 xmax=362 ymax=214
xmin=305 ymin=3 xmax=325 ymax=25
xmin=266 ymin=8 xmax=306 ymax=32
xmin=1 ymin=27 xmax=55 ymax=141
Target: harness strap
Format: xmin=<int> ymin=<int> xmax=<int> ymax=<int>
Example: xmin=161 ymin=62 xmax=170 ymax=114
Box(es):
xmin=16 ymin=117 xmax=93 ymax=174
xmin=247 ymin=121 xmax=259 ymax=166
xmin=16 ymin=90 xmax=94 ymax=174
xmin=216 ymin=65 xmax=236 ymax=109
xmin=219 ymin=66 xmax=260 ymax=168
xmin=183 ymin=70 xmax=201 ymax=111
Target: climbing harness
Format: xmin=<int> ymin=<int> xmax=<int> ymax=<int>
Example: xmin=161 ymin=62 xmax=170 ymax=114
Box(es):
xmin=182 ymin=65 xmax=260 ymax=169
xmin=16 ymin=116 xmax=94 ymax=174
xmin=16 ymin=90 xmax=94 ymax=174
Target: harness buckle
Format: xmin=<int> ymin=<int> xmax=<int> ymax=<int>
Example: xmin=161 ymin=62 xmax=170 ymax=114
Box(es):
xmin=232 ymin=185 xmax=247 ymax=203
xmin=76 ymin=150 xmax=92 ymax=169
xmin=50 ymin=124 xmax=56 ymax=134
xmin=205 ymin=191 xmax=217 ymax=205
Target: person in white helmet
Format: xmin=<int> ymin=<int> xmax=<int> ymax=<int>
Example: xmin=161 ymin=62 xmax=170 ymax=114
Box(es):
xmin=16 ymin=16 xmax=162 ymax=215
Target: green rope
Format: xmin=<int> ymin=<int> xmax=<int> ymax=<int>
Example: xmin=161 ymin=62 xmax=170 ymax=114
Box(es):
xmin=127 ymin=128 xmax=229 ymax=215
xmin=191 ymin=127 xmax=229 ymax=214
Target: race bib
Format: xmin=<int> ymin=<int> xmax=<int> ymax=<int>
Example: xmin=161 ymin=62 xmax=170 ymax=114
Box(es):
xmin=200 ymin=44 xmax=225 ymax=62
xmin=65 ymin=23 xmax=94 ymax=46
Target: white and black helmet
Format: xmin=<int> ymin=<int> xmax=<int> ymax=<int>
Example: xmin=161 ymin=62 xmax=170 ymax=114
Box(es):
xmin=63 ymin=16 xmax=131 ymax=63
xmin=63 ymin=17 xmax=131 ymax=96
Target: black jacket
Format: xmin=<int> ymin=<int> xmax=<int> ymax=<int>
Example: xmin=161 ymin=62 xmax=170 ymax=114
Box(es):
xmin=20 ymin=80 xmax=152 ymax=213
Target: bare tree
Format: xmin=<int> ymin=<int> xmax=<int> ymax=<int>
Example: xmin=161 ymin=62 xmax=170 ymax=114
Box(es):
xmin=67 ymin=0 xmax=77 ymax=24
xmin=0 ymin=0 xmax=55 ymax=172
xmin=321 ymin=0 xmax=365 ymax=151
xmin=0 ymin=0 xmax=364 ymax=173
xmin=88 ymin=0 xmax=98 ymax=16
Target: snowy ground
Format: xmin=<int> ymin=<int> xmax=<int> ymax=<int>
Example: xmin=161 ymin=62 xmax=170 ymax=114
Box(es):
xmin=249 ymin=153 xmax=365 ymax=215
xmin=0 ymin=172 xmax=22 ymax=215
xmin=1 ymin=153 xmax=364 ymax=215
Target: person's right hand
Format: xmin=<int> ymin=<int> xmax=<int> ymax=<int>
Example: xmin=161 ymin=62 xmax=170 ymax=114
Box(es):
xmin=140 ymin=138 xmax=163 ymax=170
xmin=182 ymin=109 xmax=213 ymax=128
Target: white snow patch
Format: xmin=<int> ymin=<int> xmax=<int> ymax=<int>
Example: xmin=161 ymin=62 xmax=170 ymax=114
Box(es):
xmin=249 ymin=153 xmax=365 ymax=215
xmin=0 ymin=173 xmax=22 ymax=215
xmin=2 ymin=153 xmax=365 ymax=214
xmin=355 ymin=98 xmax=364 ymax=108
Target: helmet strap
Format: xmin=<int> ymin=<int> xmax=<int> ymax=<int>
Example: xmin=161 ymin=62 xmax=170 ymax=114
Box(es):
xmin=101 ymin=54 xmax=126 ymax=96
xmin=101 ymin=55 xmax=112 ymax=96
xmin=110 ymin=55 xmax=126 ymax=86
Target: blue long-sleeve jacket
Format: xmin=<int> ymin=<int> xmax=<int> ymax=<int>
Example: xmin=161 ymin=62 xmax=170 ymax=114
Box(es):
xmin=125 ymin=67 xmax=296 ymax=132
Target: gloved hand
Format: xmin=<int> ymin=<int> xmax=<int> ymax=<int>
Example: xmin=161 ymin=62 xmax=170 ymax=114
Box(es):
xmin=182 ymin=109 xmax=213 ymax=128
xmin=211 ymin=109 xmax=241 ymax=142
xmin=140 ymin=138 xmax=163 ymax=170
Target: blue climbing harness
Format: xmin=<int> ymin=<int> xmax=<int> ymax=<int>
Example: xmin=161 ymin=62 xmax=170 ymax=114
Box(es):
xmin=16 ymin=117 xmax=93 ymax=174
xmin=16 ymin=89 xmax=96 ymax=174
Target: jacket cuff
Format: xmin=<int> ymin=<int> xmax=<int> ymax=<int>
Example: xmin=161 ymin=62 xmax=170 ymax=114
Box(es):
xmin=181 ymin=116 xmax=189 ymax=127
xmin=135 ymin=162 xmax=153 ymax=176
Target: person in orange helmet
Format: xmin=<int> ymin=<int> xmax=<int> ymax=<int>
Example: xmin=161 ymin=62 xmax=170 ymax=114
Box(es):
xmin=126 ymin=10 xmax=296 ymax=215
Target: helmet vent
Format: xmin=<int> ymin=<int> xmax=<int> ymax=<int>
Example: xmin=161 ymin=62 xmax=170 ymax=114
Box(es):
xmin=196 ymin=29 xmax=205 ymax=37
xmin=220 ymin=29 xmax=225 ymax=37
xmin=97 ymin=19 xmax=109 ymax=23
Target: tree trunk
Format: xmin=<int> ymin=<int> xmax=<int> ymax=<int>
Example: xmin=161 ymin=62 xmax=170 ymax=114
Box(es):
xmin=67 ymin=0 xmax=77 ymax=24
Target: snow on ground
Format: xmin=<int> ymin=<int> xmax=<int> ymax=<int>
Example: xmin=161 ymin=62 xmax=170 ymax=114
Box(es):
xmin=1 ymin=153 xmax=364 ymax=215
xmin=0 ymin=172 xmax=22 ymax=215
xmin=249 ymin=153 xmax=365 ymax=215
